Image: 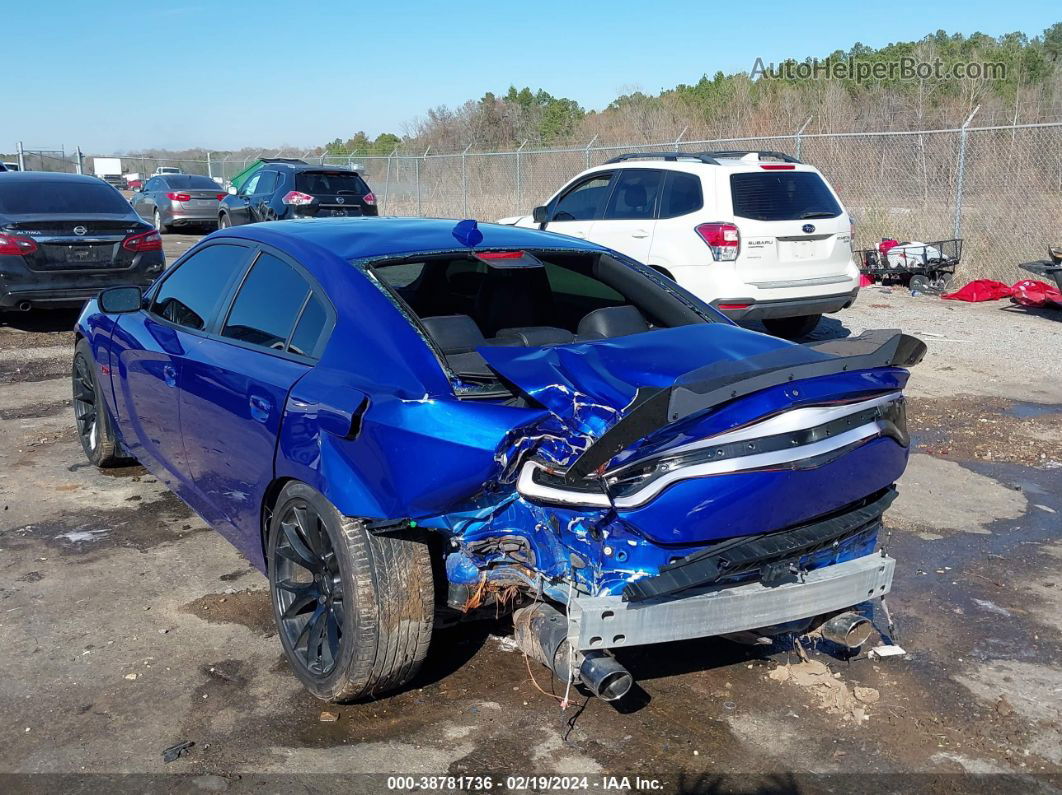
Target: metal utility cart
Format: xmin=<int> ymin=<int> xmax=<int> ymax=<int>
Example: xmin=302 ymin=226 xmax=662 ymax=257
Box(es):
xmin=857 ymin=238 xmax=962 ymax=292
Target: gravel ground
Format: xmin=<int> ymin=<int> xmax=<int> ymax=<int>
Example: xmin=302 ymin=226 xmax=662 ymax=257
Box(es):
xmin=0 ymin=235 xmax=1060 ymax=792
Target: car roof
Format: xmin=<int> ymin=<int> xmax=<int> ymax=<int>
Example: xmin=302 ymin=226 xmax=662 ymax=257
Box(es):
xmin=0 ymin=172 xmax=116 ymax=185
xmin=214 ymin=217 xmax=607 ymax=261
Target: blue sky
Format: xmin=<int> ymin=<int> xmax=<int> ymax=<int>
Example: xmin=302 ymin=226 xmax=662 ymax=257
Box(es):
xmin=3 ymin=0 xmax=1058 ymax=153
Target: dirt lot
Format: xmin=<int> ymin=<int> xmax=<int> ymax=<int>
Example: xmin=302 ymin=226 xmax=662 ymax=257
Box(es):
xmin=1 ymin=233 xmax=1060 ymax=792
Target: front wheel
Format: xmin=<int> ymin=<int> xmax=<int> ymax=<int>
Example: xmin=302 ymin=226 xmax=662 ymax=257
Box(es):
xmin=73 ymin=338 xmax=131 ymax=467
xmin=267 ymin=482 xmax=434 ymax=702
xmin=762 ymin=314 xmax=822 ymax=340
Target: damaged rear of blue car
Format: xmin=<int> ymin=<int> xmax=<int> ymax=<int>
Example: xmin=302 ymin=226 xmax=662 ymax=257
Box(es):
xmin=74 ymin=218 xmax=924 ymax=703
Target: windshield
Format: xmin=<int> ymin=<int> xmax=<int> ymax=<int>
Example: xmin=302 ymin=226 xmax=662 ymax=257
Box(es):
xmin=0 ymin=180 xmax=132 ymax=214
xmin=295 ymin=171 xmax=369 ymax=195
xmin=729 ymin=171 xmax=842 ymax=221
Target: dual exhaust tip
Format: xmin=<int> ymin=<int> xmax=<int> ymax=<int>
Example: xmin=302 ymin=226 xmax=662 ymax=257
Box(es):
xmin=513 ymin=603 xmax=633 ymax=702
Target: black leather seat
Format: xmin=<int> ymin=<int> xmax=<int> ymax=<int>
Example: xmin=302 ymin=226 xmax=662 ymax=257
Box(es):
xmin=474 ymin=266 xmax=553 ymax=336
xmin=576 ymin=305 xmax=650 ymax=340
xmin=420 ymin=314 xmax=485 ymax=354
xmin=495 ymin=326 xmax=575 ymax=346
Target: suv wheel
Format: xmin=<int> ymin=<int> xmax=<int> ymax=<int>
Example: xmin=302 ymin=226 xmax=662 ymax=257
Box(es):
xmin=762 ymin=314 xmax=821 ymax=340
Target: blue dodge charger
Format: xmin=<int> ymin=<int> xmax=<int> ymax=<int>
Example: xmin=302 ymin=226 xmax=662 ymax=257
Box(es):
xmin=74 ymin=217 xmax=923 ymax=702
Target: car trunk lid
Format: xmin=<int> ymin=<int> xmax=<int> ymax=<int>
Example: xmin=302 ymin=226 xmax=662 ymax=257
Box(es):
xmin=481 ymin=324 xmax=922 ymax=545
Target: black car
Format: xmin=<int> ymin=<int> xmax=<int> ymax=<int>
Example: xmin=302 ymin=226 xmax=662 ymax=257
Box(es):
xmin=0 ymin=173 xmax=165 ymax=312
xmin=218 ymin=163 xmax=377 ymax=228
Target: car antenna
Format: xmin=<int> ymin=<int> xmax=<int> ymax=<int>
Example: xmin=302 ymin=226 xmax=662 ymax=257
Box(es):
xmin=452 ymin=219 xmax=483 ymax=247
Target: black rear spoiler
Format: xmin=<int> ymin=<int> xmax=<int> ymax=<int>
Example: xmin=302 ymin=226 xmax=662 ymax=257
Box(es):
xmin=561 ymin=330 xmax=925 ymax=483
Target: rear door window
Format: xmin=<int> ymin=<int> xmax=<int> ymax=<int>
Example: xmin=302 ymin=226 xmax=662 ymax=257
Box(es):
xmin=221 ymin=253 xmax=311 ymax=351
xmin=659 ymin=171 xmax=703 ymax=218
xmin=601 ymin=169 xmax=663 ymax=220
xmin=294 ymin=171 xmax=369 ymax=195
xmin=151 ymin=244 xmax=250 ymax=331
xmin=729 ymin=171 xmax=842 ymax=221
xmin=0 ymin=180 xmax=131 ymax=214
xmin=255 ymin=170 xmax=278 ymax=195
xmin=551 ymin=174 xmax=613 ymax=221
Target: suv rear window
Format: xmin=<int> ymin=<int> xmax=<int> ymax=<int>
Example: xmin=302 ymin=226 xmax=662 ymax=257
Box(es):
xmin=295 ymin=171 xmax=369 ymax=196
xmin=729 ymin=171 xmax=842 ymax=221
xmin=0 ymin=180 xmax=131 ymax=214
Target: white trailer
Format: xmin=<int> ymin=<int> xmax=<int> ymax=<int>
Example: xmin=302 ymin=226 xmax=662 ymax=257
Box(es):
xmin=92 ymin=157 xmax=123 ymax=177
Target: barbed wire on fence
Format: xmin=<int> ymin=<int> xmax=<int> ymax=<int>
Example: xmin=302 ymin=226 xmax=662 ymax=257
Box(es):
xmin=12 ymin=119 xmax=1062 ymax=282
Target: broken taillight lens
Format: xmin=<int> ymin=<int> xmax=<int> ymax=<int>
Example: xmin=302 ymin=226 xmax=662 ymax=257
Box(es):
xmin=695 ymin=223 xmax=740 ymax=261
xmin=122 ymin=229 xmax=163 ymax=252
xmin=363 ymin=192 xmax=376 ymax=206
xmin=282 ymin=191 xmax=315 ymax=206
xmin=0 ymin=233 xmax=38 ymax=256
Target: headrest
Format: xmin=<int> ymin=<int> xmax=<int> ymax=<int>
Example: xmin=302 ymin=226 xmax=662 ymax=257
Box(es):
xmin=576 ymin=305 xmax=650 ymax=340
xmin=420 ymin=314 xmax=485 ymax=354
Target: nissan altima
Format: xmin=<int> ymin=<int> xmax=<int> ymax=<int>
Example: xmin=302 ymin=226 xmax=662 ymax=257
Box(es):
xmin=74 ymin=217 xmax=923 ymax=702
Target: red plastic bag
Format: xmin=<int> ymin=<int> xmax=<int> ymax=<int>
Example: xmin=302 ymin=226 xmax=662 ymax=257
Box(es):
xmin=942 ymin=279 xmax=1014 ymax=302
xmin=878 ymin=239 xmax=899 ymax=254
xmin=1011 ymin=279 xmax=1062 ymax=307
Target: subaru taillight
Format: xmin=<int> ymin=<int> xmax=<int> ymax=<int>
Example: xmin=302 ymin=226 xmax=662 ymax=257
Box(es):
xmin=165 ymin=192 xmax=192 ymax=202
xmin=282 ymin=191 xmax=315 ymax=206
xmin=695 ymin=223 xmax=740 ymax=261
xmin=0 ymin=233 xmax=38 ymax=256
xmin=122 ymin=229 xmax=163 ymax=253
xmin=363 ymin=192 xmax=376 ymax=206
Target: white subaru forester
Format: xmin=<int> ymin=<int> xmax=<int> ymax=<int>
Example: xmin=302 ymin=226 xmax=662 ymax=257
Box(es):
xmin=500 ymin=151 xmax=860 ymax=339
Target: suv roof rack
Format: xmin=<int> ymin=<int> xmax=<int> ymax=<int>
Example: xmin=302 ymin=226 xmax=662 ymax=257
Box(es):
xmin=605 ymin=152 xmax=723 ymax=165
xmin=260 ymin=157 xmax=308 ymax=165
xmin=699 ymin=150 xmax=803 ymax=164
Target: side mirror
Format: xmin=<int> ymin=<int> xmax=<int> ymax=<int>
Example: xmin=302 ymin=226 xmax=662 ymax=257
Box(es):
xmin=98 ymin=286 xmax=143 ymax=314
xmin=227 ymin=185 xmax=238 ymax=195
xmin=532 ymin=206 xmax=548 ymax=224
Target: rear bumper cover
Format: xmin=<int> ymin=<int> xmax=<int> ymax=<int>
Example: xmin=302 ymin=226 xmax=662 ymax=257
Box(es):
xmin=713 ymin=288 xmax=859 ymax=321
xmin=567 ymin=552 xmax=894 ymax=651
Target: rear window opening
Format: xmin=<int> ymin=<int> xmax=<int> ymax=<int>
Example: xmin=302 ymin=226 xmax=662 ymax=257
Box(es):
xmin=729 ymin=171 xmax=842 ymax=222
xmin=295 ymin=171 xmax=370 ymax=196
xmin=0 ymin=180 xmax=132 ymax=215
xmin=367 ymin=250 xmax=715 ymax=394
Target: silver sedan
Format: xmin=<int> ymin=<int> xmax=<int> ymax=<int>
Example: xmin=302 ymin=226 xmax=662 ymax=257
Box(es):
xmin=131 ymin=174 xmax=225 ymax=233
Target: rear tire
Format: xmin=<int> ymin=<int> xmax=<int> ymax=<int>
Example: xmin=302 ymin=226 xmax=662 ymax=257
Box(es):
xmin=218 ymin=213 xmax=230 ymax=229
xmin=72 ymin=338 xmax=131 ymax=468
xmin=762 ymin=314 xmax=821 ymax=340
xmin=153 ymin=209 xmax=171 ymax=234
xmin=267 ymin=482 xmax=434 ymax=702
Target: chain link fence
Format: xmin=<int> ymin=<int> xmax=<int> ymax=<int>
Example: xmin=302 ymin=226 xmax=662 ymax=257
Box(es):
xmin=13 ymin=122 xmax=1062 ymax=282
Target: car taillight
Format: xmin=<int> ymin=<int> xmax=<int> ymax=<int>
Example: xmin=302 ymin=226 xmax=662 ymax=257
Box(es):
xmin=695 ymin=223 xmax=740 ymax=261
xmin=282 ymin=191 xmax=315 ymax=206
xmin=216 ymin=193 xmax=226 ymax=201
xmin=363 ymin=192 xmax=376 ymax=206
xmin=0 ymin=233 xmax=38 ymax=256
xmin=166 ymin=192 xmax=192 ymax=201
xmin=122 ymin=229 xmax=163 ymax=253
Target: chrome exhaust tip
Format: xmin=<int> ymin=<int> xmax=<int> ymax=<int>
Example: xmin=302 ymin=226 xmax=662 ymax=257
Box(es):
xmin=579 ymin=651 xmax=633 ymax=702
xmin=821 ymin=612 xmax=874 ymax=649
xmin=16 ymin=300 xmax=31 ymax=312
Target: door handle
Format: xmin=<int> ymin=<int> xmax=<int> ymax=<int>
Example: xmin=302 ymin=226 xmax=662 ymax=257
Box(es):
xmin=631 ymin=229 xmax=649 ymax=239
xmin=249 ymin=394 xmax=272 ymax=423
xmin=162 ymin=364 xmax=177 ymax=387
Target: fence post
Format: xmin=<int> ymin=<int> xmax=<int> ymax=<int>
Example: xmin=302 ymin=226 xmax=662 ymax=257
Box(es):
xmin=75 ymin=147 xmax=83 ymax=175
xmin=461 ymin=142 xmax=473 ymax=217
xmin=417 ymin=147 xmax=430 ymax=216
xmin=383 ymin=147 xmax=397 ymax=211
xmin=515 ymin=140 xmax=527 ymax=210
xmin=674 ymin=126 xmax=688 ymax=147
xmin=584 ymin=135 xmax=598 ymax=169
xmin=952 ymin=105 xmax=980 ymax=239
xmin=794 ymin=117 xmax=812 ymax=160
xmin=17 ymin=142 xmax=25 ymax=172
xmin=206 ymin=151 xmax=213 ymax=179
